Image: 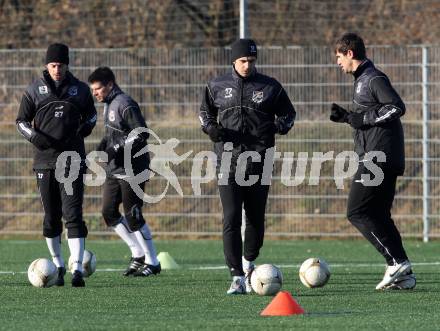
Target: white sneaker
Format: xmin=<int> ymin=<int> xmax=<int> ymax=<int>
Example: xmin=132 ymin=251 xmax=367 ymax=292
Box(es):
xmin=384 ymin=272 xmax=416 ymax=290
xmin=375 ymin=260 xmax=412 ymax=290
xmin=226 ymin=276 xmax=246 ymax=295
xmin=244 ymin=263 xmax=255 ymax=293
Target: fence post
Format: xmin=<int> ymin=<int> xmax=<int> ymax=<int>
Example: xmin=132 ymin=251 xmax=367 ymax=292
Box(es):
xmin=422 ymin=46 xmax=430 ymax=242
xmin=239 ymin=0 xmax=249 ymax=38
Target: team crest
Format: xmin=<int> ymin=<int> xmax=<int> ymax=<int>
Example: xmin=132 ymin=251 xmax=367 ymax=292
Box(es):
xmin=224 ymin=88 xmax=233 ymax=98
xmin=356 ymin=82 xmax=362 ymax=94
xmin=38 ymin=86 xmax=48 ymax=94
xmin=109 ymin=110 xmax=116 ymax=122
xmin=252 ymin=91 xmax=264 ymax=103
xmin=68 ymin=86 xmax=78 ymax=96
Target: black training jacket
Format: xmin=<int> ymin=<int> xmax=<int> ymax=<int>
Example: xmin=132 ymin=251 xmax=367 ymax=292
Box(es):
xmin=16 ymin=70 xmax=97 ymax=169
xmin=199 ymin=68 xmax=296 ymax=175
xmin=352 ymin=59 xmax=405 ymax=175
xmin=99 ymin=85 xmax=150 ymax=177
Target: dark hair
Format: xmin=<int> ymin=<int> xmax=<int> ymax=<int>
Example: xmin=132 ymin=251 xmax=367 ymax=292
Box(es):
xmin=335 ymin=33 xmax=366 ymax=60
xmin=88 ymin=66 xmax=115 ymax=85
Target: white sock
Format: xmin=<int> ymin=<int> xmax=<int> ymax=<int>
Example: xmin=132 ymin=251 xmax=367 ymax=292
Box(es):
xmin=242 ymin=256 xmax=254 ymax=273
xmin=134 ymin=224 xmax=159 ymax=265
xmin=112 ymin=217 xmax=144 ymax=258
xmin=45 ymin=236 xmax=64 ymax=268
xmin=67 ymin=238 xmax=84 ymax=273
xmin=232 ymin=275 xmax=245 ymax=282
xmin=241 ymin=208 xmax=246 ymax=241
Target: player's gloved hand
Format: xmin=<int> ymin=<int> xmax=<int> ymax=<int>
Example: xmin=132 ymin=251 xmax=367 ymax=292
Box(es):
xmin=31 ymin=132 xmax=53 ymax=150
xmin=274 ymin=117 xmax=293 ymax=135
xmin=347 ymin=112 xmax=365 ymax=129
xmin=206 ymin=124 xmax=225 ymax=143
xmin=77 ymin=123 xmax=93 ymax=138
xmin=106 ymin=143 xmax=122 ymax=161
xmin=330 ymin=103 xmax=349 ymax=123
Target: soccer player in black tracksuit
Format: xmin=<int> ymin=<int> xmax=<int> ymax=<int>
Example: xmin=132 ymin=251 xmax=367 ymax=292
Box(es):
xmin=331 ymin=33 xmax=415 ymax=290
xmin=88 ymin=67 xmax=160 ymax=277
xmin=16 ymin=43 xmax=97 ymax=287
xmin=199 ymin=39 xmax=296 ymax=294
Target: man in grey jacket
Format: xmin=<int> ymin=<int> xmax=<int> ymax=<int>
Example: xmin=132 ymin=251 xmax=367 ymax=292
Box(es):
xmin=89 ymin=67 xmax=160 ymax=277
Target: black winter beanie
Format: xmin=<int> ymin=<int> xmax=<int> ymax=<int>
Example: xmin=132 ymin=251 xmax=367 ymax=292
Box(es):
xmin=46 ymin=43 xmax=69 ymax=65
xmin=231 ymin=39 xmax=257 ymax=62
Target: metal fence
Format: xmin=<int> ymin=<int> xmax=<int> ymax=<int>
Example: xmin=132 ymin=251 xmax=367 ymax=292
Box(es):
xmin=0 ymin=46 xmax=439 ymax=239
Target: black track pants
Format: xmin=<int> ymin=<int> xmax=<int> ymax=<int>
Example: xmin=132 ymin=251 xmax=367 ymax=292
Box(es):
xmin=347 ymin=165 xmax=408 ymax=265
xmin=102 ymin=177 xmax=146 ymax=231
xmin=219 ymin=180 xmax=270 ymax=276
xmin=36 ymin=169 xmax=87 ymax=238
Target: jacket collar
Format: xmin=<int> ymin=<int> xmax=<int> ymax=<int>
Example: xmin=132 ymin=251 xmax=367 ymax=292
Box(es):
xmin=42 ymin=70 xmax=76 ymax=95
xmin=104 ymin=84 xmax=123 ymax=103
xmin=353 ymin=59 xmax=373 ymax=79
xmin=231 ymin=66 xmax=257 ymax=81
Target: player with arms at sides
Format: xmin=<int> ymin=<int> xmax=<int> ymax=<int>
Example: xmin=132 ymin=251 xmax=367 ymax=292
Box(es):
xmin=16 ymin=43 xmax=97 ymax=287
xmin=199 ymin=39 xmax=296 ymax=294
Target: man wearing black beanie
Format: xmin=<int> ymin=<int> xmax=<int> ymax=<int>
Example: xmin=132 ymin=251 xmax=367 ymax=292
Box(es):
xmin=199 ymin=38 xmax=296 ymax=294
xmin=16 ymin=43 xmax=97 ymax=287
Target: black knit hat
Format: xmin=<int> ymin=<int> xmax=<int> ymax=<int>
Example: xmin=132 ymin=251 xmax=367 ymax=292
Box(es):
xmin=231 ymin=39 xmax=257 ymax=62
xmin=46 ymin=43 xmax=69 ymax=65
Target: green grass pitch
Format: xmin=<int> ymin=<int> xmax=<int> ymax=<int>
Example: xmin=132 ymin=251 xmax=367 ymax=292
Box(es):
xmin=1 ymin=239 xmax=440 ymax=330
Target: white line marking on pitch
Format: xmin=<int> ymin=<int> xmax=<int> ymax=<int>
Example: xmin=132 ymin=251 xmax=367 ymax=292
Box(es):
xmin=192 ymin=261 xmax=440 ymax=270
xmin=1 ymin=261 xmax=439 ymax=275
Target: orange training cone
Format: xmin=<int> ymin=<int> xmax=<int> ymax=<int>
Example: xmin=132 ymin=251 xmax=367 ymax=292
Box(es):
xmin=260 ymin=291 xmax=305 ymax=316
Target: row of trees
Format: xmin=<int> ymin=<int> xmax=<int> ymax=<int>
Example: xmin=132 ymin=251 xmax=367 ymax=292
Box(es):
xmin=1 ymin=0 xmax=440 ymax=49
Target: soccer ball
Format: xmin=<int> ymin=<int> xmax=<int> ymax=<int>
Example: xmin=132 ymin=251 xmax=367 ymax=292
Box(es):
xmin=27 ymin=258 xmax=58 ymax=288
xmin=299 ymin=257 xmax=330 ymax=288
xmin=250 ymin=264 xmax=283 ymax=296
xmin=68 ymin=250 xmax=97 ymax=277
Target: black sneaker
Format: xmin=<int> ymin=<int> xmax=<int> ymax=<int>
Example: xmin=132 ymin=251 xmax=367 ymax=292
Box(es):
xmin=71 ymin=270 xmax=85 ymax=287
xmin=133 ymin=263 xmax=161 ymax=277
xmin=55 ymin=267 xmax=66 ymax=286
xmin=123 ymin=256 xmax=145 ymax=277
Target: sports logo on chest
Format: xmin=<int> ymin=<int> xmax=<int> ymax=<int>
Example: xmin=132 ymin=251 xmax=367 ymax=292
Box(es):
xmin=108 ymin=110 xmax=116 ymax=122
xmin=252 ymin=91 xmax=264 ymax=103
xmin=68 ymin=86 xmax=78 ymax=96
xmin=224 ymin=88 xmax=233 ymax=99
xmin=356 ymin=82 xmax=363 ymax=94
xmin=38 ymin=86 xmax=48 ymax=94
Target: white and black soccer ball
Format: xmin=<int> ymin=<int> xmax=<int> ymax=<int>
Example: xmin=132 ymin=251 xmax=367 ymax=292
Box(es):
xmin=250 ymin=264 xmax=283 ymax=296
xmin=299 ymin=257 xmax=330 ymax=288
xmin=68 ymin=250 xmax=97 ymax=277
xmin=28 ymin=258 xmax=58 ymax=288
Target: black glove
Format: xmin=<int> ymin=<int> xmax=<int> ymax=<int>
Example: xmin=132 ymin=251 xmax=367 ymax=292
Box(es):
xmin=31 ymin=132 xmax=53 ymax=150
xmin=330 ymin=103 xmax=349 ymax=123
xmin=77 ymin=123 xmax=93 ymax=138
xmin=106 ymin=143 xmax=122 ymax=161
xmin=206 ymin=124 xmax=225 ymax=143
xmin=274 ymin=118 xmax=292 ymax=135
xmin=96 ymin=137 xmax=107 ymax=152
xmin=347 ymin=112 xmax=365 ymax=129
